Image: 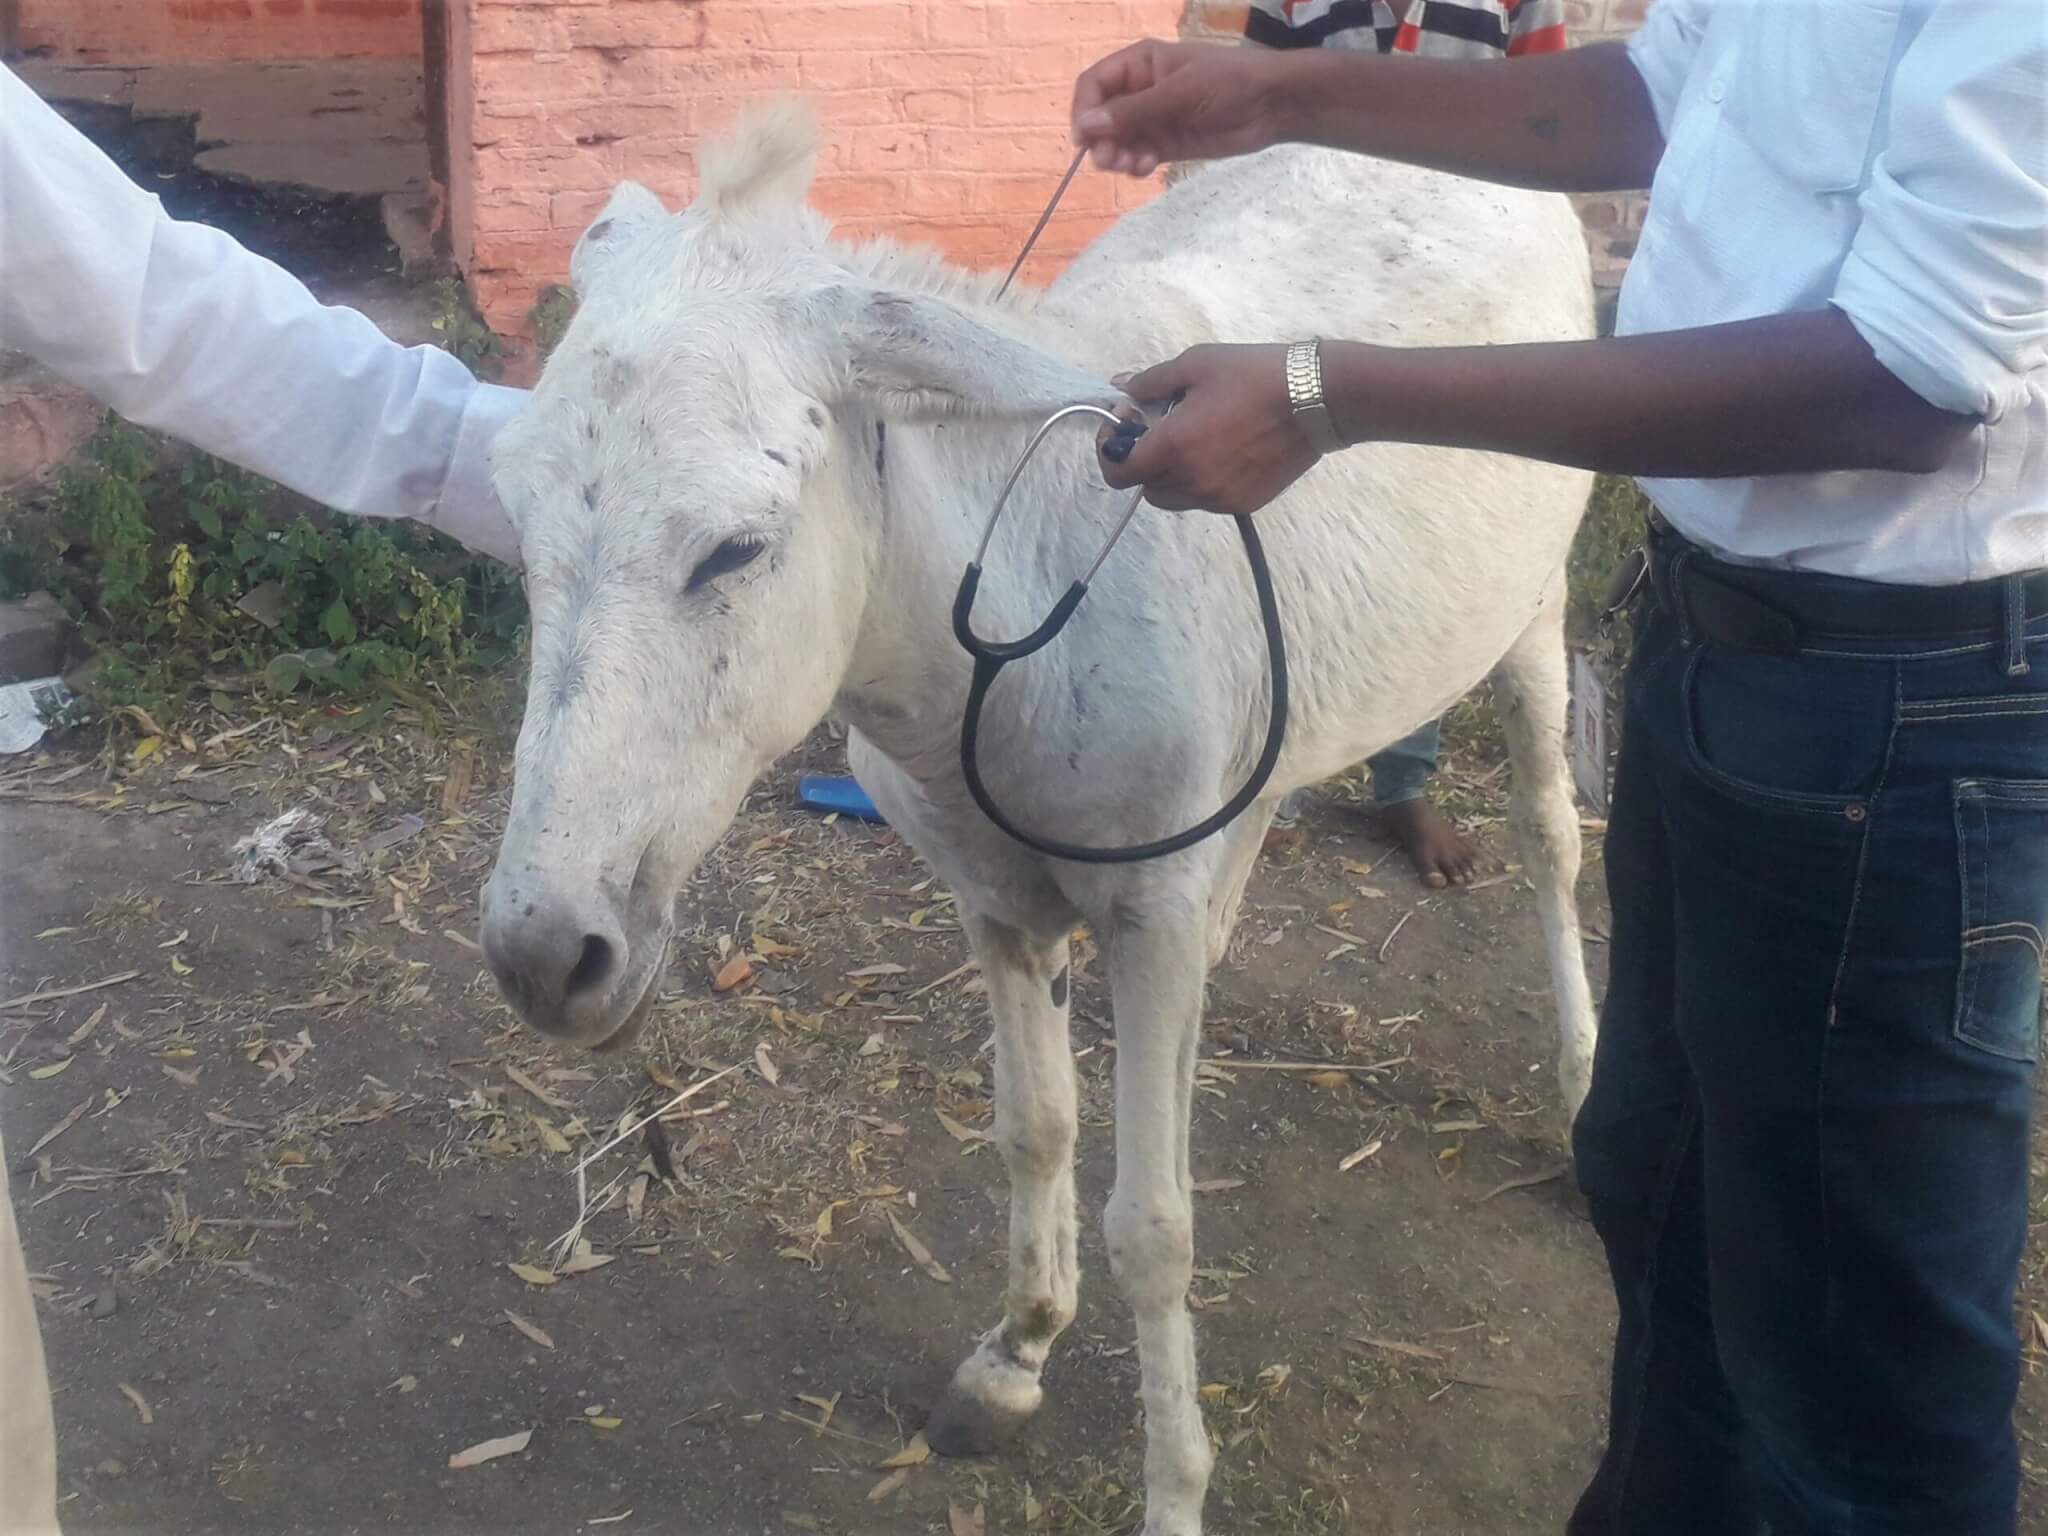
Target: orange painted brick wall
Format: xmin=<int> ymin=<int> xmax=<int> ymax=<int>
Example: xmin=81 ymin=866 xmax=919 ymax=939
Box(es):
xmin=451 ymin=0 xmax=1185 ymax=344
xmin=13 ymin=0 xmax=424 ymax=65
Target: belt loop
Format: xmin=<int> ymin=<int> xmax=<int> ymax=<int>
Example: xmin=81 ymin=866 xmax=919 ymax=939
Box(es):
xmin=2003 ymin=574 xmax=2030 ymax=677
xmin=1672 ymin=549 xmax=1697 ymax=648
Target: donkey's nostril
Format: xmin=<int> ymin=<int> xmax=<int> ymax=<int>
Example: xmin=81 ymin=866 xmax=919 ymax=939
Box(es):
xmin=566 ymin=933 xmax=616 ymax=999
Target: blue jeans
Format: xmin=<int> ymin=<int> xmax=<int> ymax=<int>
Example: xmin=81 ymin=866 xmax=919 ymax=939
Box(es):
xmin=1368 ymin=720 xmax=1439 ymax=806
xmin=1570 ymin=553 xmax=2045 ymax=1535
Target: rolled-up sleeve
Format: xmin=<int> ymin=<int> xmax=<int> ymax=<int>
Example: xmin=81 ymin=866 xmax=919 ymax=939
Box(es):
xmin=1833 ymin=8 xmax=2048 ymax=422
xmin=0 ymin=64 xmax=525 ymax=564
xmin=1625 ymin=0 xmax=1709 ymax=141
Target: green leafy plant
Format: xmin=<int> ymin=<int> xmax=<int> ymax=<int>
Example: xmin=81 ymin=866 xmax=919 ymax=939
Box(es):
xmin=430 ymin=276 xmax=503 ymax=380
xmin=528 ymin=284 xmax=578 ymax=364
xmin=0 ymin=416 xmax=526 ymax=723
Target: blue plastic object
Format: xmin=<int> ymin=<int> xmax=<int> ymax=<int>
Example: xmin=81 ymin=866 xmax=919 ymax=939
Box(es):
xmin=797 ymin=774 xmax=885 ymax=823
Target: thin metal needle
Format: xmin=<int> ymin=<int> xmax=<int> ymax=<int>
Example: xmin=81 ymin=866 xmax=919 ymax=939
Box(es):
xmin=995 ymin=144 xmax=1091 ymax=303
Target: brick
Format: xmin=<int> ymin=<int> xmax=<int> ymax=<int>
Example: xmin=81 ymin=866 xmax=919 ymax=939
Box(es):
xmin=1004 ymin=42 xmax=1084 ymax=83
xmin=476 ymin=141 xmax=620 ymax=192
xmin=897 ymin=89 xmax=972 ymax=127
xmin=992 ymin=2 xmax=1123 ymax=45
xmin=902 ymin=171 xmax=976 ymax=217
xmin=812 ymin=173 xmax=907 ymax=218
xmin=563 ymin=1 xmax=712 ymax=50
xmin=469 ymin=229 xmax=576 ymax=275
xmin=975 ymin=171 xmax=1113 ymax=216
xmin=929 ymin=125 xmax=1073 ymax=171
xmin=809 ymin=88 xmax=903 ymax=126
xmin=925 ymin=3 xmax=989 ymax=46
xmin=798 ymin=51 xmax=874 ymax=91
xmin=757 ymin=2 xmax=916 ymax=51
xmin=475 ymin=187 xmax=555 ymax=231
xmin=844 ymin=124 xmax=931 ymax=170
xmin=869 ymin=48 xmax=1007 ymax=88
xmin=619 ymin=134 xmax=699 ymax=186
xmin=550 ymin=188 xmax=615 ymax=230
xmin=472 ymin=50 xmax=609 ymax=105
xmin=973 ymin=83 xmax=1068 ymax=126
xmin=479 ymin=98 xmax=690 ymax=144
xmin=471 ymin=5 xmax=570 ymax=53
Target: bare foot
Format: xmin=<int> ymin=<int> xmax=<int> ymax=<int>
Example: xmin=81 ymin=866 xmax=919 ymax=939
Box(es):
xmin=1375 ymin=799 xmax=1481 ymax=889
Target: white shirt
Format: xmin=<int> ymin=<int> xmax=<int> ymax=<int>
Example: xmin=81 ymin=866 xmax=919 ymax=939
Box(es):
xmin=0 ymin=64 xmax=524 ymax=565
xmin=1621 ymin=0 xmax=2047 ymax=585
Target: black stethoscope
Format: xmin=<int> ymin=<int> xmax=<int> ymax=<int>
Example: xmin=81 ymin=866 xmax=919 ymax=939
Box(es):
xmin=950 ymin=400 xmax=1290 ymax=864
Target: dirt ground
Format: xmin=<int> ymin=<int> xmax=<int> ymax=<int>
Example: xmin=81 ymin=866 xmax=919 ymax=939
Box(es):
xmin=4 ymin=695 xmax=2046 ymax=1536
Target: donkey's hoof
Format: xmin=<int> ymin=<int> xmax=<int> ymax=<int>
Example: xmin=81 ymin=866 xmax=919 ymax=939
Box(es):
xmin=925 ymin=1384 xmax=1034 ymax=1457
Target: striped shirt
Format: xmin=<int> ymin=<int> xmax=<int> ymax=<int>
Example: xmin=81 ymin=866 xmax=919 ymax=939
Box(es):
xmin=1246 ymin=0 xmax=1568 ymax=59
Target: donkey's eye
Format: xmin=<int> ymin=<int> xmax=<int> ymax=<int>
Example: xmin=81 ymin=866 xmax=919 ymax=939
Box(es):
xmin=687 ymin=536 xmax=767 ymax=593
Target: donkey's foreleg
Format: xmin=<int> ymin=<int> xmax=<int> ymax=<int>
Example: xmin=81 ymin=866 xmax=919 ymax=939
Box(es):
xmin=1104 ymin=902 xmax=1212 ymax=1536
xmin=926 ymin=912 xmax=1078 ymax=1455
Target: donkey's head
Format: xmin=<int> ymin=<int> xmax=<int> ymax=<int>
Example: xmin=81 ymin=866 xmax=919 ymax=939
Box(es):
xmin=480 ymin=102 xmax=1115 ymax=1049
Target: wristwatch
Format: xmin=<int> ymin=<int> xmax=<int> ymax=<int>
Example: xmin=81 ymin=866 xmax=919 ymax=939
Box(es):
xmin=1285 ymin=340 xmax=1345 ymax=455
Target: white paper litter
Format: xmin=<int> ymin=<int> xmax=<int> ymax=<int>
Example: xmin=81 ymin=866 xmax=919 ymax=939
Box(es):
xmin=0 ymin=675 xmax=79 ymax=755
xmin=232 ymin=808 xmax=343 ymax=884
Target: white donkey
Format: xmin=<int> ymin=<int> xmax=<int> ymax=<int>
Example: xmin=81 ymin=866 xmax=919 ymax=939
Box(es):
xmin=480 ymin=102 xmax=1596 ymax=1536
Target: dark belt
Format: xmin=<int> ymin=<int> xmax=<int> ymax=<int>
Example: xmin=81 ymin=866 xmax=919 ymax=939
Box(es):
xmin=1640 ymin=516 xmax=2048 ymax=665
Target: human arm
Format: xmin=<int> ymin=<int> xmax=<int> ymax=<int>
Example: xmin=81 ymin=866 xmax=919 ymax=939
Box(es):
xmin=1070 ymin=36 xmax=1665 ymax=190
xmin=1099 ymin=314 xmax=1979 ymax=515
xmin=1097 ymin=3 xmax=2042 ymax=518
xmin=0 ymin=65 xmax=525 ymax=565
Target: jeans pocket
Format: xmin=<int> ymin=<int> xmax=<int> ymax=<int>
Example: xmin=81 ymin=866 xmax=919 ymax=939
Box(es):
xmin=1953 ymin=778 xmax=2048 ymax=1063
xmin=1681 ymin=646 xmax=1893 ymax=813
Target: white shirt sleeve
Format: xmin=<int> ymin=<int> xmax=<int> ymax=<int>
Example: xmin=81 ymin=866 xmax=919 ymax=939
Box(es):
xmin=1832 ymin=5 xmax=2048 ymax=422
xmin=1625 ymin=0 xmax=1710 ymax=142
xmin=0 ymin=63 xmax=526 ymax=565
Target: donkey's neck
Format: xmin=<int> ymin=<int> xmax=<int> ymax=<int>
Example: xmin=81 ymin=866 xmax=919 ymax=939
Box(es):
xmin=835 ymin=359 xmax=1123 ymax=777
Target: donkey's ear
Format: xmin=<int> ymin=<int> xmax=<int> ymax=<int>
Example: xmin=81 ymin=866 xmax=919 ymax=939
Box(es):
xmin=693 ymin=97 xmax=819 ymax=222
xmin=821 ymin=286 xmax=1121 ymax=420
xmin=571 ymin=182 xmax=668 ymax=296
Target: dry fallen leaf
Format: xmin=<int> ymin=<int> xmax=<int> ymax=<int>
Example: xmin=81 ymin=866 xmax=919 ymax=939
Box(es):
xmin=64 ymin=1005 xmax=107 ymax=1049
xmin=448 ymin=1429 xmax=531 ymax=1469
xmin=1305 ymin=1070 xmax=1351 ymax=1091
xmin=886 ymin=1211 xmax=951 ymax=1284
xmin=753 ymin=1043 xmax=779 ymax=1085
xmin=388 ymin=1375 xmax=418 ymax=1394
xmin=118 ymin=1383 xmax=153 ymax=1425
xmin=507 ymin=1063 xmax=569 ymax=1110
xmin=507 ymin=1262 xmax=559 ymax=1287
xmin=712 ymin=956 xmax=753 ymax=993
xmin=1338 ymin=1140 xmax=1384 ymax=1172
xmin=161 ymin=1064 xmax=201 ymax=1088
xmin=949 ymin=1500 xmax=986 ymax=1536
xmin=1191 ymin=1178 xmax=1245 ymax=1194
xmin=847 ymin=963 xmax=908 ymax=979
xmin=28 ymin=1098 xmax=92 ymax=1158
xmin=168 ymin=955 xmax=193 ymax=977
xmin=556 ymin=1252 xmax=615 ymax=1277
xmin=935 ymin=1111 xmax=988 ymax=1145
xmin=879 ymin=1431 xmax=931 ymax=1468
xmin=504 ymin=1310 xmax=555 ymax=1350
xmin=28 ymin=1058 xmax=72 ymax=1081
xmin=532 ymin=1117 xmax=572 ymax=1155
xmin=866 ymin=1467 xmax=911 ymax=1503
